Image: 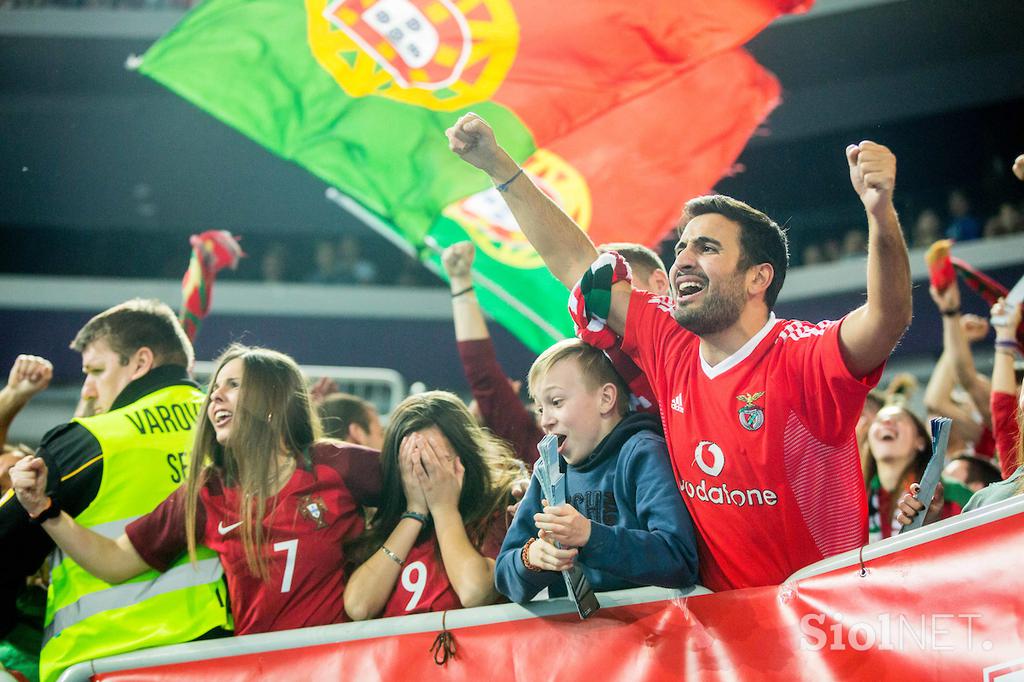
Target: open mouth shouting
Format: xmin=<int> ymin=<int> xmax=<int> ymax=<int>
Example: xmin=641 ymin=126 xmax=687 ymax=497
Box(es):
xmin=555 ymin=433 xmax=567 ymax=455
xmin=876 ymin=427 xmax=898 ymax=442
xmin=674 ymin=276 xmax=708 ymax=305
xmin=212 ymin=409 xmax=233 ymax=430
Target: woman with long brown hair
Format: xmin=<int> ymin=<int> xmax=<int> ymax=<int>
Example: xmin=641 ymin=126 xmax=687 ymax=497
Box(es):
xmin=11 ymin=344 xmax=381 ymax=634
xmin=343 ymin=390 xmax=522 ymax=619
xmin=865 ymin=401 xmax=972 ymax=541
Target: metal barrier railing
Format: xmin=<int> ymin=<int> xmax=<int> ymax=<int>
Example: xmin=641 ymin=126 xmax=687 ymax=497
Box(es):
xmin=786 ymin=492 xmax=1024 ymax=582
xmin=57 ymin=584 xmax=713 ymax=682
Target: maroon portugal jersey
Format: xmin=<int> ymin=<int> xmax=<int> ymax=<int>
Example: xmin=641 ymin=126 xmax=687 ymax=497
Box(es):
xmin=127 ymin=441 xmax=381 ymax=634
xmin=380 ymin=516 xmax=506 ymax=618
xmin=621 ymin=290 xmax=883 ymax=592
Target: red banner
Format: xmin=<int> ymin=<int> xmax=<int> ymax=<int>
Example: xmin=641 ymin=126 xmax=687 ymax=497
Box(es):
xmin=94 ymin=508 xmax=1023 ymax=681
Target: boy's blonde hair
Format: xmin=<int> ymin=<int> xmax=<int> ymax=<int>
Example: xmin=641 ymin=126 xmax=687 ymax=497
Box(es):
xmin=528 ymin=338 xmax=630 ymax=416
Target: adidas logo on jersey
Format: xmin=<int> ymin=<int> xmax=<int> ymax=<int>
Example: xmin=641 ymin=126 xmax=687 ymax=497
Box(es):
xmin=671 ymin=393 xmax=685 ymax=414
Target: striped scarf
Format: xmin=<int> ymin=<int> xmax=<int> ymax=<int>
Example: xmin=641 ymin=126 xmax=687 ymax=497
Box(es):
xmin=180 ymin=230 xmax=244 ymax=342
xmin=569 ymin=252 xmax=658 ymax=414
xmin=925 ymin=239 xmax=1024 ymax=348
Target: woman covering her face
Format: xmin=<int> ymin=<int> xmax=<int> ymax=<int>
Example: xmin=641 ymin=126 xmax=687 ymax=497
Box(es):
xmin=344 ymin=391 xmax=524 ymax=619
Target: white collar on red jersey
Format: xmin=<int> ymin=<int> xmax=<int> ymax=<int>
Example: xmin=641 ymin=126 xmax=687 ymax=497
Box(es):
xmin=699 ymin=313 xmax=778 ymax=379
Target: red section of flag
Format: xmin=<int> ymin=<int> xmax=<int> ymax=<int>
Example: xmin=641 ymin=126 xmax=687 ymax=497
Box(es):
xmin=494 ymin=0 xmax=804 ymax=147
xmin=550 ymin=49 xmax=781 ymax=247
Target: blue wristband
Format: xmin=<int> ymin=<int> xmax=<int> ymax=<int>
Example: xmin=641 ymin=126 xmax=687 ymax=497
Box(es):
xmin=401 ymin=511 xmax=430 ymax=525
xmin=495 ymin=167 xmax=524 ymax=193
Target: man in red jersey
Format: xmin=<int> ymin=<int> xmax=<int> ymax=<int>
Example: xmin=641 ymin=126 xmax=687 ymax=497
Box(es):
xmin=446 ymin=113 xmax=912 ymax=591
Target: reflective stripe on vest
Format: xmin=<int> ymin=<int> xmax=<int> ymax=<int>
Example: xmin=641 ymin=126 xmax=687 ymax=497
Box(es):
xmin=48 ymin=517 xmax=138 ymax=573
xmin=43 ymin=557 xmax=223 ymax=645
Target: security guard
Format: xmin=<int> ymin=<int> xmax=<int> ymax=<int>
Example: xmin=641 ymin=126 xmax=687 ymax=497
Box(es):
xmin=0 ymin=299 xmax=230 ymax=682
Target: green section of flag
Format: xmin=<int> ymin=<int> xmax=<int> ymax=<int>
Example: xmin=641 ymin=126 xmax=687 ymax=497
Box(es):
xmin=138 ymin=0 xmax=535 ymax=243
xmin=426 ymin=215 xmax=573 ymax=353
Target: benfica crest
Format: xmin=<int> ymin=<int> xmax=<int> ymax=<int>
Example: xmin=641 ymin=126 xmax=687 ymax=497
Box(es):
xmin=736 ymin=392 xmax=765 ymax=431
xmin=442 ymin=149 xmax=592 ymax=269
xmin=307 ymin=0 xmax=519 ymax=111
xmin=299 ymin=495 xmax=329 ymax=529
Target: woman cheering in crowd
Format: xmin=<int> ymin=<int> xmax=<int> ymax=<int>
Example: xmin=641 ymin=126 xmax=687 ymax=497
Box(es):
xmin=343 ymin=391 xmax=522 ymax=619
xmin=865 ymin=401 xmax=971 ymax=541
xmin=11 ymin=344 xmax=381 ymax=634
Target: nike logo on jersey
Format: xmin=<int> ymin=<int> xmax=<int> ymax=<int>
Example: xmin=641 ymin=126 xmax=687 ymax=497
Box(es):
xmin=671 ymin=393 xmax=685 ymax=414
xmin=218 ymin=520 xmax=242 ymax=535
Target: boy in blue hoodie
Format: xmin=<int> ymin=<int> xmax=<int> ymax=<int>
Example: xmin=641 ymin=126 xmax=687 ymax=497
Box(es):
xmin=495 ymin=339 xmax=698 ymax=602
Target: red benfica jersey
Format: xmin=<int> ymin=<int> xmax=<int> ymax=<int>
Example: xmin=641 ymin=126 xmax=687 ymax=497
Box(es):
xmin=621 ymin=290 xmax=881 ymax=591
xmin=127 ymin=442 xmax=381 ymax=634
xmin=381 ymin=517 xmax=506 ymax=618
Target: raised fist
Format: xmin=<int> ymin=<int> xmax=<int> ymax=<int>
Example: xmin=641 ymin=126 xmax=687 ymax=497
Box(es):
xmin=6 ymin=355 xmax=53 ymax=402
xmin=446 ymin=113 xmax=505 ymax=176
xmin=442 ymin=241 xmax=475 ymax=280
xmin=847 ymin=141 xmax=897 ymax=216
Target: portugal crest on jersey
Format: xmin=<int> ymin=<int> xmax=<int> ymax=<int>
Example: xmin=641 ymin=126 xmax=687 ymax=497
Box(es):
xmin=299 ymin=494 xmax=329 ymax=529
xmin=736 ymin=392 xmax=765 ymax=431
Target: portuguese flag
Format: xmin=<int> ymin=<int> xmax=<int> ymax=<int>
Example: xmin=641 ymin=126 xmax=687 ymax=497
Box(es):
xmin=138 ymin=0 xmax=808 ymax=352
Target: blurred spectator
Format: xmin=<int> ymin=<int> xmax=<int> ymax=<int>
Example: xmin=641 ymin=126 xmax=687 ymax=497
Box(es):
xmin=318 ymin=392 xmax=384 ymax=449
xmin=335 ymin=235 xmax=378 ymax=285
xmin=441 ymin=241 xmax=542 ymax=466
xmin=943 ymin=455 xmax=1002 ymax=493
xmin=923 ymin=281 xmax=996 ymax=459
xmin=841 ymin=228 xmax=867 ymax=259
xmin=260 ymin=243 xmax=288 ymax=282
xmin=821 ymin=238 xmax=842 ymax=262
xmin=988 ymin=295 xmax=1023 ymax=481
xmin=0 ymin=355 xmax=52 ymax=456
xmin=945 ymin=189 xmax=981 ymax=242
xmin=864 ymin=403 xmax=972 ymax=541
xmin=801 ymin=243 xmax=824 ymax=266
xmin=305 ymin=240 xmax=340 ymax=284
xmin=857 ymin=389 xmax=885 ymax=479
xmin=983 ymin=202 xmax=1024 ymax=238
xmin=394 ymin=254 xmax=430 ymax=286
xmin=912 ymin=209 xmax=942 ymax=249
xmin=597 ymin=242 xmax=670 ymax=294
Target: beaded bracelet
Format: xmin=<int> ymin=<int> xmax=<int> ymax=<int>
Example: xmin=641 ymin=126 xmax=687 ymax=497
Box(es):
xmin=521 ymin=537 xmax=542 ymax=572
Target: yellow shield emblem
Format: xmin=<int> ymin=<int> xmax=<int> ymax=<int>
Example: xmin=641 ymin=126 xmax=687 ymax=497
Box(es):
xmin=306 ymin=0 xmax=519 ymax=111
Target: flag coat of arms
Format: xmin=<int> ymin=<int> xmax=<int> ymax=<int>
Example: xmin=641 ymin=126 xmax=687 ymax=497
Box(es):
xmin=138 ymin=0 xmax=809 ymax=351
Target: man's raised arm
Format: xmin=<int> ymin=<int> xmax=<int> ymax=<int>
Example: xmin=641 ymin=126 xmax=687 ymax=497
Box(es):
xmin=446 ymin=114 xmax=599 ymax=290
xmin=838 ymin=141 xmax=913 ymax=378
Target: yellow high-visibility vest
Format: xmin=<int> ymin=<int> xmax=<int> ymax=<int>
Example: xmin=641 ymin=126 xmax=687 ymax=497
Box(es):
xmin=40 ymin=382 xmax=231 ymax=682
